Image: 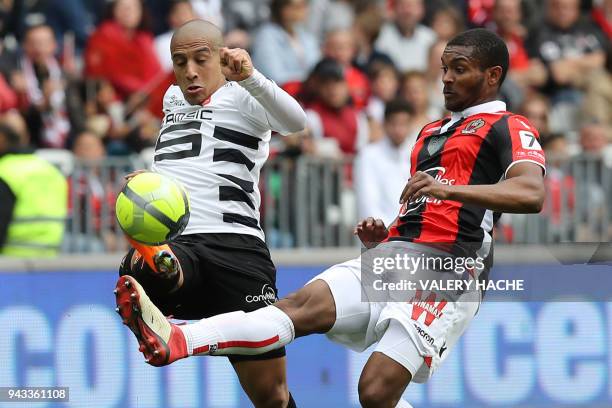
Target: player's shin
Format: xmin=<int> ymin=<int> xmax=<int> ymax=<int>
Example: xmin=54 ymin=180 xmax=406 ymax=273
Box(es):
xmin=179 ymin=306 xmax=295 ymax=356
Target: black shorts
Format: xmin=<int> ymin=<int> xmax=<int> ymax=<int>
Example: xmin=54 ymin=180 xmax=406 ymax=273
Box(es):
xmin=119 ymin=232 xmax=285 ymax=362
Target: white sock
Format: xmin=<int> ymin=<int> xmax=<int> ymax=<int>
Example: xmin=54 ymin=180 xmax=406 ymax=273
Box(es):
xmin=395 ymin=399 xmax=414 ymax=408
xmin=179 ymin=306 xmax=295 ymax=356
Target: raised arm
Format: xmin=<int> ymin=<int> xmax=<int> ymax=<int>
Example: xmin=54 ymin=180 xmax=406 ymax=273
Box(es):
xmin=220 ymin=47 xmax=306 ymax=135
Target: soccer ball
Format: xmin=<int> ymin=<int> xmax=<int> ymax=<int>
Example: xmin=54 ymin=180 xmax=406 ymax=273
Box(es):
xmin=115 ymin=172 xmax=190 ymax=245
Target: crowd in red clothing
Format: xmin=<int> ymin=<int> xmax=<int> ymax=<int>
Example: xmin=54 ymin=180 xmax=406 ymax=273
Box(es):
xmin=0 ymin=0 xmax=610 ymax=247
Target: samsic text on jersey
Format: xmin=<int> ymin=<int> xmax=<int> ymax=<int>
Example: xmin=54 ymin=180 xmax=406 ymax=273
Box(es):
xmin=151 ymin=83 xmax=274 ymax=241
xmin=387 ymin=109 xmax=546 ymax=249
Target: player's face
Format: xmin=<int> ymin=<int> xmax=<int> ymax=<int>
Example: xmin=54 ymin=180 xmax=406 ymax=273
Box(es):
xmin=171 ymin=37 xmax=223 ymax=105
xmin=441 ymin=45 xmax=491 ymax=112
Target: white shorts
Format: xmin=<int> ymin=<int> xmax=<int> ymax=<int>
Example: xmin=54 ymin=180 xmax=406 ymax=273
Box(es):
xmin=309 ymin=242 xmax=481 ymax=383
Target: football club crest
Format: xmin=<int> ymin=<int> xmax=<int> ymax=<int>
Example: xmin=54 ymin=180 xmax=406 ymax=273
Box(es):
xmin=427 ymin=135 xmax=447 ymax=155
xmin=462 ymin=118 xmax=485 ymax=134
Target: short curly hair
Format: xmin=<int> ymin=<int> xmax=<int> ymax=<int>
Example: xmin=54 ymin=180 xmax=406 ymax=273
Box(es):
xmin=447 ymin=28 xmax=510 ymax=87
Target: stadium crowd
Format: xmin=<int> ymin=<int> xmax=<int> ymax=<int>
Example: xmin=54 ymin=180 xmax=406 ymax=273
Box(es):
xmin=0 ymin=0 xmax=610 ymax=252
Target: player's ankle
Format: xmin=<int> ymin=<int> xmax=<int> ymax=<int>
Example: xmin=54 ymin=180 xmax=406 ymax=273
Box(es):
xmin=153 ymin=250 xmax=184 ymax=292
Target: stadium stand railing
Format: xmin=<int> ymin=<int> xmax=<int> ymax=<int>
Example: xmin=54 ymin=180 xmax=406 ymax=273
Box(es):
xmin=35 ymin=150 xmax=612 ymax=252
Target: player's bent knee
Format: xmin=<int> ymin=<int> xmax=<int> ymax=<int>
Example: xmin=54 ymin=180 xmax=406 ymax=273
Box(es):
xmin=358 ymin=373 xmax=403 ymax=408
xmin=359 ymin=383 xmax=393 ymax=408
xmin=249 ymin=383 xmax=289 ymax=408
xmin=277 ymin=281 xmax=336 ymax=336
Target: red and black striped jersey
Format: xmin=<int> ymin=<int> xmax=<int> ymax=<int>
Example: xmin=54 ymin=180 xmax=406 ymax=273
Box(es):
xmin=387 ymin=101 xmax=546 ymax=249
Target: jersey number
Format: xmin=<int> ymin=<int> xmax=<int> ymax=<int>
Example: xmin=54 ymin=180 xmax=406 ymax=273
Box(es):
xmin=519 ymin=130 xmax=541 ymax=151
xmin=154 ymin=122 xmax=202 ymax=162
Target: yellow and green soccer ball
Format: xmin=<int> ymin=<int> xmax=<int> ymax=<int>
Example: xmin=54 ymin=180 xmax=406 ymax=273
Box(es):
xmin=116 ymin=172 xmax=190 ymax=245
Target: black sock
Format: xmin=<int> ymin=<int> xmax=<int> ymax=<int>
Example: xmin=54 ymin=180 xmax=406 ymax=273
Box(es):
xmin=287 ymin=392 xmax=297 ymax=408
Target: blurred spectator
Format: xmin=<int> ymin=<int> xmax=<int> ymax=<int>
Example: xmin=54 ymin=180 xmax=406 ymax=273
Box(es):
xmin=579 ymin=122 xmax=610 ymax=154
xmin=80 ymin=77 xmax=160 ymax=155
xmin=307 ymin=0 xmax=355 ymax=42
xmin=0 ymin=73 xmax=17 ymax=112
xmin=251 ymin=0 xmax=320 ymax=86
xmin=352 ymin=2 xmax=395 ymax=74
xmin=375 ymin=0 xmax=437 ymax=72
xmin=224 ymin=25 xmax=252 ymax=50
xmin=85 ymin=0 xmax=163 ymax=100
xmin=399 ymin=71 xmax=437 ymax=133
xmin=591 ymin=0 xmax=612 ymax=38
xmin=0 ymin=110 xmax=29 ymax=145
xmin=323 ymin=29 xmax=370 ymax=109
xmin=430 ymin=4 xmax=465 ymax=41
xmin=519 ymin=92 xmax=552 ymax=139
xmin=191 ymin=0 xmax=224 ymax=28
xmin=0 ymin=122 xmax=67 ymax=257
xmin=466 ymin=0 xmax=496 ymax=27
xmin=155 ymin=0 xmax=196 ymax=72
xmin=366 ymin=61 xmax=399 ymax=125
xmin=526 ymin=0 xmax=609 ymax=104
xmin=541 ymin=133 xmax=575 ymax=241
xmin=582 ymin=45 xmax=612 ymax=130
xmin=574 ymin=122 xmax=611 ymax=240
xmin=0 ymin=0 xmax=44 ymax=42
xmin=13 ymin=18 xmax=72 ymax=148
xmin=355 ymin=99 xmax=414 ymax=225
xmin=492 ymin=0 xmax=547 ymax=90
xmin=82 ymin=79 xmax=125 ymax=143
xmin=425 ymin=39 xmax=447 ymax=117
xmin=42 ymin=0 xmax=95 ymax=53
xmin=222 ymin=0 xmax=271 ymax=33
xmin=305 ymin=58 xmax=369 ymax=156
xmin=66 ymin=131 xmax=117 ymax=252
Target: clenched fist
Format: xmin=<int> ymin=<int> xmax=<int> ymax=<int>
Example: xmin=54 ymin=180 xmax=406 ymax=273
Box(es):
xmin=354 ymin=217 xmax=388 ymax=248
xmin=220 ymin=47 xmax=254 ymax=81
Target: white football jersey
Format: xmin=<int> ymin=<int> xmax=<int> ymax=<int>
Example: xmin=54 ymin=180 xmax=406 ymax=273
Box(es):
xmin=151 ymin=71 xmax=305 ymax=241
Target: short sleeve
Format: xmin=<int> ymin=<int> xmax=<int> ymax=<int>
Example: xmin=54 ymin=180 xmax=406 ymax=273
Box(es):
xmin=491 ymin=114 xmax=546 ymax=179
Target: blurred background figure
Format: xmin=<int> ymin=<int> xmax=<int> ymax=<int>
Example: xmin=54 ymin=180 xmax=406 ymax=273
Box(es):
xmin=304 ymin=58 xmax=369 ymax=157
xmin=252 ymin=0 xmax=320 ymax=87
xmin=0 ymin=121 xmax=67 ymax=257
xmin=591 ymin=0 xmax=612 ymax=38
xmin=84 ymin=0 xmax=162 ymax=101
xmin=13 ymin=16 xmax=72 ymax=148
xmin=322 ymin=28 xmax=370 ymax=109
xmin=375 ymin=0 xmax=437 ymax=73
xmin=429 ymin=3 xmax=465 ymax=41
xmin=366 ymin=61 xmax=399 ymax=126
xmin=490 ymin=0 xmax=547 ymax=92
xmin=520 ymin=93 xmax=552 ymax=141
xmin=154 ymin=0 xmax=196 ymax=72
xmin=541 ymin=132 xmax=575 ymax=241
xmin=355 ymin=99 xmax=414 ymax=224
xmin=399 ymin=70 xmax=438 ymax=133
xmin=425 ymin=39 xmax=447 ymax=117
xmin=65 ymin=131 xmax=117 ymax=252
xmin=307 ymin=0 xmax=355 ymax=42
xmin=526 ymin=0 xmax=608 ymax=107
xmin=352 ymin=2 xmax=394 ymax=74
xmin=582 ymin=45 xmax=612 ymax=130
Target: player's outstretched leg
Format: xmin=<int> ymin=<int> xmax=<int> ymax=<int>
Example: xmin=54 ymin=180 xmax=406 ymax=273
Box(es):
xmin=114 ymin=275 xmax=188 ymax=366
xmin=117 ymin=276 xmax=337 ymax=365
